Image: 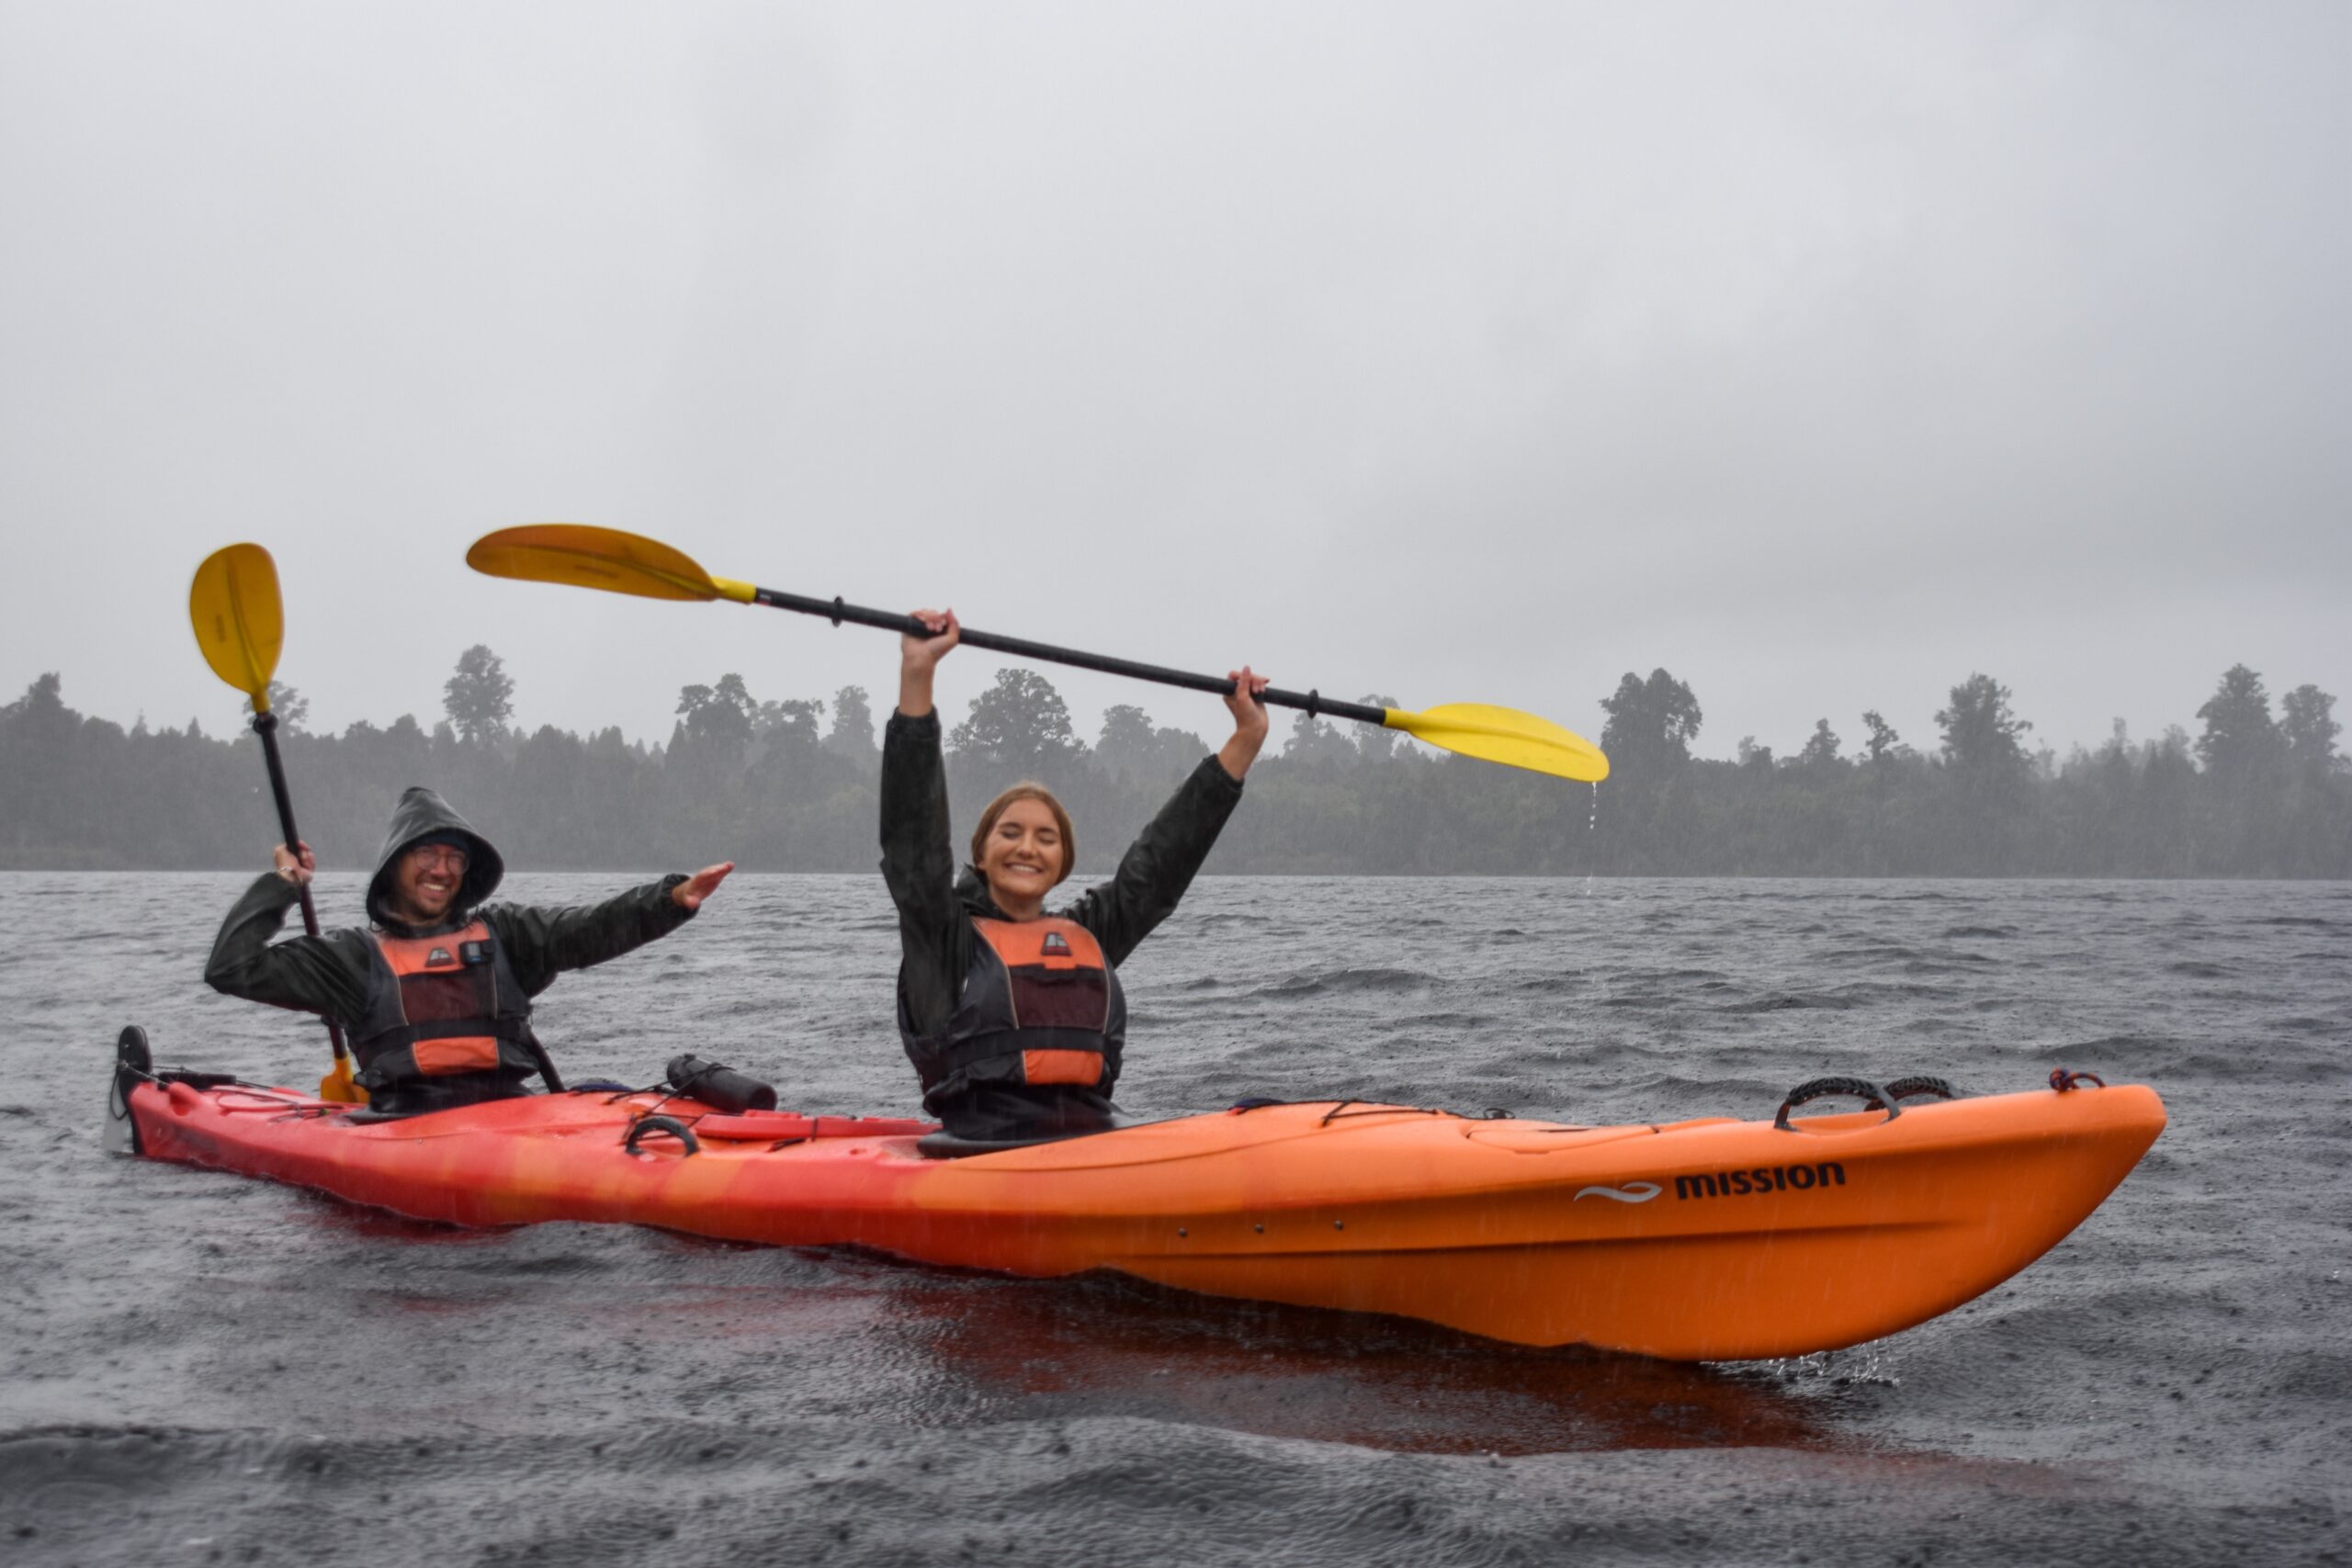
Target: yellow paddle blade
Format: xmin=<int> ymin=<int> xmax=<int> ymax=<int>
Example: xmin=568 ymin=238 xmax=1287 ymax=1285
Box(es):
xmin=319 ymin=1055 xmax=367 ymax=1106
xmin=467 ymin=524 xmax=756 ymax=604
xmin=1385 ymin=703 xmax=1611 ymax=783
xmin=189 ymin=544 xmax=284 ymax=703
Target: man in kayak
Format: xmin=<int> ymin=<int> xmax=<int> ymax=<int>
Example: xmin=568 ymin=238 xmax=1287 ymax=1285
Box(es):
xmin=206 ymin=784 xmax=732 ymax=1116
xmin=883 ymin=609 xmax=1269 ymax=1145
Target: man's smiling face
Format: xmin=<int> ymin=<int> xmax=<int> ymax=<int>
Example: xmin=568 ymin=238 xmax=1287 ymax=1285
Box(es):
xmin=391 ymin=842 xmax=469 ymax=925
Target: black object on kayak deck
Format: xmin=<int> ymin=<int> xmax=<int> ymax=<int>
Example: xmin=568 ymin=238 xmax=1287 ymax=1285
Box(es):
xmin=665 ymin=1055 xmax=777 ymax=1113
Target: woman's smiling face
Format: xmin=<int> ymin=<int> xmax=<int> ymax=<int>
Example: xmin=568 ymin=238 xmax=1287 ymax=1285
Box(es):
xmin=979 ymin=798 xmax=1065 ymax=908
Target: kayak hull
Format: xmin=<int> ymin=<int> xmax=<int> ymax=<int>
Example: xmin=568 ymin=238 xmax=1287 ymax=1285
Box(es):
xmin=124 ymin=1078 xmax=2165 ymax=1360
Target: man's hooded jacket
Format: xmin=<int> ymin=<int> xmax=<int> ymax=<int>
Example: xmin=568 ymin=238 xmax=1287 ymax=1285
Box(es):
xmin=207 ymin=786 xmax=695 ymax=1111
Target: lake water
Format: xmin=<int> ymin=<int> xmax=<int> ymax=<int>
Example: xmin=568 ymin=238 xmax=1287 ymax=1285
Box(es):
xmin=2 ymin=872 xmax=2346 ymax=1564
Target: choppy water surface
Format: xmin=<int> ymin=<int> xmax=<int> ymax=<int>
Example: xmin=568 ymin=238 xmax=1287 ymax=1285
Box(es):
xmin=2 ymin=873 xmax=2346 ymax=1564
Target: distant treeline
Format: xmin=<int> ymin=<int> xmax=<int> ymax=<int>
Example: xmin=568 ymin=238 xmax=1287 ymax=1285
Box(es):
xmin=2 ymin=649 xmax=2346 ymax=877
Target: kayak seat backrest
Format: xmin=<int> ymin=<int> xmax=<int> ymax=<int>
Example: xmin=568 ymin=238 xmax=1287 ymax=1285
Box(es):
xmin=915 ymin=1114 xmax=1140 ymax=1160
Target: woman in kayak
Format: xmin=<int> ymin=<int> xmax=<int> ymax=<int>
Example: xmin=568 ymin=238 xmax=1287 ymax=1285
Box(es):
xmin=884 ymin=609 xmax=1269 ymax=1144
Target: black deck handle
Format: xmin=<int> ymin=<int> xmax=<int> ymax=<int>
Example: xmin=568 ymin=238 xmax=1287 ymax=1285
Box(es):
xmin=1878 ymin=1075 xmax=1957 ymax=1105
xmin=1774 ymin=1077 xmax=1901 ymax=1132
xmin=624 ymin=1114 xmax=701 ymax=1156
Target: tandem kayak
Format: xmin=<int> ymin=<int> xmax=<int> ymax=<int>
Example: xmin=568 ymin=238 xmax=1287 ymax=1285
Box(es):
xmin=107 ymin=1031 xmax=2164 ymax=1361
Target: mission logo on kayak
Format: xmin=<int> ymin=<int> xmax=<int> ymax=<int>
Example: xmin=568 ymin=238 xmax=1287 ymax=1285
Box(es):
xmin=1674 ymin=1162 xmax=1848 ymax=1201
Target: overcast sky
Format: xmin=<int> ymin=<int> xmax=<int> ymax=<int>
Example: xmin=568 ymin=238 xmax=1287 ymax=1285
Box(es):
xmin=4 ymin=1 xmax=2345 ymax=768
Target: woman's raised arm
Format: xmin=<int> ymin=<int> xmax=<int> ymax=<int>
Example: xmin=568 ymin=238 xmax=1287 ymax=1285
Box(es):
xmin=1216 ymin=665 xmax=1272 ymax=781
xmin=898 ymin=608 xmax=960 ymax=718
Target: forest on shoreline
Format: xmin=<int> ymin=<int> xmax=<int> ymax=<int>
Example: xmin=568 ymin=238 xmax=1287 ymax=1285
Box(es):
xmin=2 ymin=649 xmax=2346 ymax=879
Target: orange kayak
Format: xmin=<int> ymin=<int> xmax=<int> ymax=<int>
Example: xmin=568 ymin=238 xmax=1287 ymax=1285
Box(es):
xmin=112 ymin=1050 xmax=2163 ymax=1361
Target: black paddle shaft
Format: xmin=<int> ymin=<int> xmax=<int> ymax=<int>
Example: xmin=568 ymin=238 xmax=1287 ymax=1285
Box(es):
xmin=749 ymin=586 xmax=1390 ymax=727
xmin=251 ymin=712 xmax=352 ymax=1064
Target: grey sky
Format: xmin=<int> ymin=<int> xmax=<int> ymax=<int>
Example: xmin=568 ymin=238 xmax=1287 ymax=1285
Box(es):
xmin=4 ymin=1 xmax=2345 ymax=767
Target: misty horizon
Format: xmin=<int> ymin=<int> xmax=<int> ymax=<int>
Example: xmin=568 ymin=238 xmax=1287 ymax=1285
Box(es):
xmin=7 ymin=650 xmax=2343 ymax=879
xmin=17 ymin=648 xmax=2343 ymax=776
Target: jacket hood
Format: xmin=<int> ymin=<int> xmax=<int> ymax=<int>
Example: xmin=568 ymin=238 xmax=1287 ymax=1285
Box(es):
xmin=954 ymin=864 xmax=1010 ymax=919
xmin=368 ymin=785 xmax=504 ymax=927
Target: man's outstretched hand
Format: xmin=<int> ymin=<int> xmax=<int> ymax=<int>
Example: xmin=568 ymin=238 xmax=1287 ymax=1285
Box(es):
xmin=673 ymin=862 xmax=735 ymax=911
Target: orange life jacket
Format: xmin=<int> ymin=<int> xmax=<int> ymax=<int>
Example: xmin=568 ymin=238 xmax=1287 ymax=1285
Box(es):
xmin=353 ymin=920 xmax=537 ymax=1090
xmin=899 ymin=916 xmax=1126 ymax=1107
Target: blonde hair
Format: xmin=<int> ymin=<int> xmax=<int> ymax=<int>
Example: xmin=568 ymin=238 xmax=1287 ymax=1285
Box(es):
xmin=970 ymin=782 xmax=1077 ymax=888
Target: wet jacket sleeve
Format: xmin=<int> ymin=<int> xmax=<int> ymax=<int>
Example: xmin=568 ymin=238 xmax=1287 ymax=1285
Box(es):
xmin=202 ymin=873 xmax=375 ymax=1026
xmin=480 ymin=876 xmax=695 ymax=998
xmin=880 ymin=709 xmax=970 ymax=1040
xmin=1063 ymin=755 xmax=1245 ymax=967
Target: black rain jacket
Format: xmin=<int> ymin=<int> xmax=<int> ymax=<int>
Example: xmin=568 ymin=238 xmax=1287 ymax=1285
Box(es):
xmin=205 ymin=785 xmax=695 ymax=1111
xmin=880 ymin=709 xmax=1242 ymax=1139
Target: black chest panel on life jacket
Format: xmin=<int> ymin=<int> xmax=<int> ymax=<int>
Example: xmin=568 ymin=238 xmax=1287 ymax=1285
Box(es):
xmin=353 ymin=920 xmax=537 ymax=1091
xmin=899 ymin=917 xmax=1126 ymax=1107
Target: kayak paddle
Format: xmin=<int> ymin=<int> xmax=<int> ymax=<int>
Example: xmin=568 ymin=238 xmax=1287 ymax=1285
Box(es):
xmin=189 ymin=544 xmax=366 ymax=1104
xmin=465 ymin=524 xmax=1610 ymax=782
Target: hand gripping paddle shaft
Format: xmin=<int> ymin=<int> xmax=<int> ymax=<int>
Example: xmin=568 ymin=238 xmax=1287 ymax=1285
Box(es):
xmin=466 ymin=525 xmax=1609 ymax=783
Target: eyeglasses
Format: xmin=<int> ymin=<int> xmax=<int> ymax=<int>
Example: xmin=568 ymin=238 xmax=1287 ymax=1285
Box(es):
xmin=409 ymin=845 xmax=470 ymax=873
